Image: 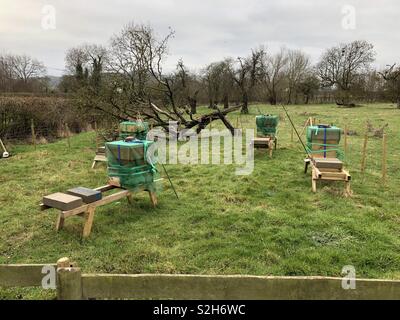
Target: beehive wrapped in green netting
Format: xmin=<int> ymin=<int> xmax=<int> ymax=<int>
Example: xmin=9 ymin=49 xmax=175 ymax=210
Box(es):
xmin=256 ymin=115 xmax=279 ymax=137
xmin=306 ymin=125 xmax=342 ymax=159
xmin=106 ymin=140 xmax=160 ymax=192
xmin=119 ymin=121 xmax=149 ymax=140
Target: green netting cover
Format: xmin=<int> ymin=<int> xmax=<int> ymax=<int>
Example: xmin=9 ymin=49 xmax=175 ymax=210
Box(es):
xmin=306 ymin=125 xmax=341 ymax=143
xmin=256 ymin=115 xmax=279 ymax=137
xmin=106 ymin=139 xmax=160 ymax=192
xmin=306 ymin=125 xmax=343 ymax=159
xmin=119 ymin=121 xmax=149 ymax=140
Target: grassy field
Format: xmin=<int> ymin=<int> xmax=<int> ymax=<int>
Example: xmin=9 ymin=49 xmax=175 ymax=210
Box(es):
xmin=1 ymin=103 xmax=400 ymax=299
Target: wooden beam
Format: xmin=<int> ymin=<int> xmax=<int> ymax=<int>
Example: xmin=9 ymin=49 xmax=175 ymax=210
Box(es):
xmin=0 ymin=264 xmax=56 ymax=287
xmin=81 ymin=274 xmax=400 ymax=300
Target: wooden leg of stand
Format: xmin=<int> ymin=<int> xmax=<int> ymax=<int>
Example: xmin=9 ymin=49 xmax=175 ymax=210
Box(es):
xmin=269 ymin=141 xmax=273 ymax=158
xmin=149 ymin=191 xmax=158 ymax=207
xmin=312 ymin=170 xmax=317 ymax=193
xmin=127 ymin=194 xmax=133 ymax=205
xmin=56 ymin=213 xmax=65 ymax=231
xmin=345 ymin=181 xmax=352 ymax=197
xmin=304 ymin=160 xmax=310 ymax=174
xmin=83 ymin=206 xmax=96 ymax=238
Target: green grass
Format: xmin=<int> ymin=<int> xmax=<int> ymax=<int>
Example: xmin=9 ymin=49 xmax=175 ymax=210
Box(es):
xmin=1 ymin=103 xmax=400 ymax=299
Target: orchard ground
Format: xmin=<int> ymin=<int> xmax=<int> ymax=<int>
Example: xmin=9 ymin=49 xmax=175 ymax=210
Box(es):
xmin=1 ymin=103 xmax=399 ymax=299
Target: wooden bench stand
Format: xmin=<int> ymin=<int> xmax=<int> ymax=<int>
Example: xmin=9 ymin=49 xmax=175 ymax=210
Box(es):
xmin=251 ymin=136 xmax=277 ymax=158
xmin=41 ymin=184 xmax=158 ymax=238
xmin=304 ymin=158 xmax=351 ymax=196
xmin=91 ymin=146 xmax=107 ymax=169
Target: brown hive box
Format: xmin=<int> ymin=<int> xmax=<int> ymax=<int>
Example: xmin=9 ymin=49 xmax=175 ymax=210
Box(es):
xmin=310 ymin=139 xmax=339 ymax=158
xmin=43 ymin=192 xmax=83 ymax=211
xmin=314 ymin=158 xmax=343 ymax=170
xmin=106 ymin=142 xmax=146 ymax=166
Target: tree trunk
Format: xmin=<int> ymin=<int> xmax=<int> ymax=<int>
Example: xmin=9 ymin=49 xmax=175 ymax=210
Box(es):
xmin=188 ymin=97 xmax=197 ymax=114
xmin=269 ymin=94 xmax=277 ymax=105
xmin=223 ymin=95 xmax=229 ymax=109
xmin=305 ymin=94 xmax=310 ymax=105
xmin=397 ymin=98 xmax=400 ymax=109
xmin=241 ymin=92 xmax=249 ymax=114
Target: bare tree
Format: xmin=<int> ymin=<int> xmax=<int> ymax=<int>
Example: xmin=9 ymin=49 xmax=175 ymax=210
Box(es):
xmin=65 ymin=44 xmax=107 ymax=89
xmin=317 ymin=40 xmax=375 ymax=106
xmin=0 ymin=54 xmax=47 ymax=92
xmin=73 ymin=22 xmax=239 ymax=134
xmin=286 ymin=49 xmax=310 ymax=104
xmin=232 ymin=48 xmax=265 ymax=113
xmin=176 ymin=60 xmax=200 ymax=114
xmin=263 ymin=48 xmax=288 ymax=105
xmin=296 ymin=72 xmax=320 ymax=104
xmin=379 ymin=64 xmax=400 ymax=108
xmin=203 ymin=59 xmax=233 ymax=109
xmin=10 ymin=54 xmax=46 ymax=84
xmin=0 ymin=55 xmax=14 ymax=91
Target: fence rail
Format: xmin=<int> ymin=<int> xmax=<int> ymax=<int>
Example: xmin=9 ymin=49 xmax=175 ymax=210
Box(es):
xmin=1 ymin=258 xmax=399 ymax=300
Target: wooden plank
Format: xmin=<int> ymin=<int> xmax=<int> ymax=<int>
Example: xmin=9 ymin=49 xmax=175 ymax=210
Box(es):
xmin=0 ymin=264 xmax=56 ymax=287
xmin=81 ymin=274 xmax=400 ymax=300
xmin=93 ymin=155 xmax=107 ymax=162
xmin=62 ymin=204 xmax=89 ymax=218
xmin=320 ymin=172 xmax=348 ymax=180
xmin=314 ymin=158 xmax=343 ymax=170
xmin=94 ymin=185 xmax=117 ymax=192
xmin=319 ymin=176 xmax=348 ymax=181
xmin=43 ymin=193 xmax=83 ymax=211
xmin=62 ymin=190 xmax=130 ymax=218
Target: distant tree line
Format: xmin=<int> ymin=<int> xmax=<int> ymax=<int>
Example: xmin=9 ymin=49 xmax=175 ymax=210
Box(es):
xmin=0 ymin=54 xmax=48 ymax=93
xmin=2 ymin=22 xmax=400 ymax=122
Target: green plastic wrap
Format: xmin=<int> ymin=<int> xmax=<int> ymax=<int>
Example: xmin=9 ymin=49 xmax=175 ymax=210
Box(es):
xmin=106 ymin=139 xmax=160 ymax=192
xmin=306 ymin=125 xmax=343 ymax=159
xmin=256 ymin=115 xmax=279 ymax=137
xmin=119 ymin=121 xmax=149 ymax=140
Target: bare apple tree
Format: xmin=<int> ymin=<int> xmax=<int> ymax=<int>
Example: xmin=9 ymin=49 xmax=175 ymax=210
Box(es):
xmin=317 ymin=40 xmax=375 ymax=106
xmin=379 ymin=63 xmax=400 ymax=108
xmin=98 ymin=22 xmax=239 ymax=134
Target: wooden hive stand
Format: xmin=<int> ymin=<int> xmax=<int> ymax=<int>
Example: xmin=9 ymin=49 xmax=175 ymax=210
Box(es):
xmin=304 ymin=157 xmax=352 ymax=196
xmin=40 ymin=182 xmax=158 ymax=238
xmin=91 ymin=146 xmax=107 ymax=169
xmin=251 ymin=136 xmax=277 ymax=158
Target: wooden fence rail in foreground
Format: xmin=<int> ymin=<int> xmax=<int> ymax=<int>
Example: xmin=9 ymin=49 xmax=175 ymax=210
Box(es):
xmin=1 ymin=258 xmax=399 ymax=300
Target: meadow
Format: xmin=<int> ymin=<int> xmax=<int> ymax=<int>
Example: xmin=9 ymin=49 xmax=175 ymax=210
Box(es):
xmin=1 ymin=103 xmax=399 ymax=299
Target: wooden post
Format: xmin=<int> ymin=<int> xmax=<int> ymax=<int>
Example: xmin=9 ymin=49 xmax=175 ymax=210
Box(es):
xmin=344 ymin=124 xmax=348 ymax=155
xmin=236 ymin=117 xmax=239 ymax=129
xmin=31 ymin=119 xmax=36 ymax=150
xmin=94 ymin=121 xmax=98 ymax=151
xmin=65 ymin=123 xmax=71 ymax=149
xmin=361 ymin=124 xmax=368 ymax=173
xmin=382 ymin=133 xmax=387 ymax=184
xmin=56 ymin=257 xmax=82 ymax=300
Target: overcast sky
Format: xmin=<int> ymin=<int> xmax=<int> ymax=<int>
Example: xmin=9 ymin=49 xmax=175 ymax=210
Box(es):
xmin=1 ymin=0 xmax=399 ymax=76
